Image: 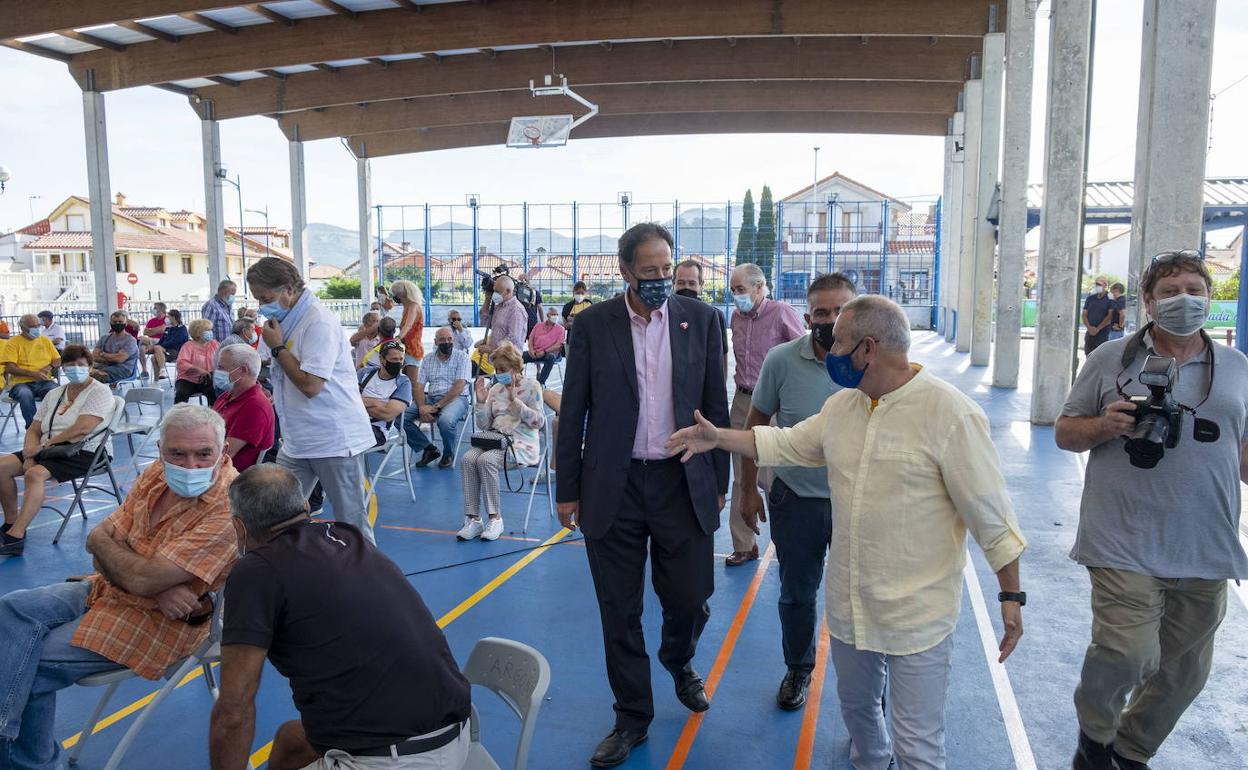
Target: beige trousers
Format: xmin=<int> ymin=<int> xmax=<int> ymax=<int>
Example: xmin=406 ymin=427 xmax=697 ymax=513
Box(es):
xmin=727 ymin=389 xmax=757 ymax=553
xmin=1074 ymin=566 xmax=1227 ymax=762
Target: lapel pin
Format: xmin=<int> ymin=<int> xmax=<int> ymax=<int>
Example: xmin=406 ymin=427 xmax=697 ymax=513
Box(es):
xmin=680 ymin=322 xmax=689 ymax=330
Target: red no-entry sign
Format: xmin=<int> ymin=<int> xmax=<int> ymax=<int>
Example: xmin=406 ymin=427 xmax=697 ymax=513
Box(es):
xmin=126 ymin=272 xmax=138 ymax=285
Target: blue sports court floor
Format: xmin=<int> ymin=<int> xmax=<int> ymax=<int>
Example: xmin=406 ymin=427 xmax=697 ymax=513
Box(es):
xmin=1 ymin=331 xmax=1245 ymax=769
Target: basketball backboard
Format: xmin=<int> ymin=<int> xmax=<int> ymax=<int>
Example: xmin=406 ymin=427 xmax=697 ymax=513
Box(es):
xmin=506 ymin=115 xmax=575 ymax=148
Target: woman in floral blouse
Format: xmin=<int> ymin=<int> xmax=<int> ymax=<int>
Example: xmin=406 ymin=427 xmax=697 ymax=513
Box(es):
xmin=456 ymin=342 xmax=544 ymax=542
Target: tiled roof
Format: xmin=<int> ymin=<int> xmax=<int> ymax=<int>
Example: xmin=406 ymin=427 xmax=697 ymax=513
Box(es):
xmin=23 ymin=228 xmax=293 ymax=262
xmin=309 ymin=264 xmax=344 ymax=279
xmin=17 ymin=219 xmax=51 ymax=236
xmin=118 ymin=206 xmax=168 ymax=218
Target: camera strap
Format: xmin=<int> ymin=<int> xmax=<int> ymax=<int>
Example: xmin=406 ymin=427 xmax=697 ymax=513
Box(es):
xmin=1116 ymin=321 xmax=1219 ymax=438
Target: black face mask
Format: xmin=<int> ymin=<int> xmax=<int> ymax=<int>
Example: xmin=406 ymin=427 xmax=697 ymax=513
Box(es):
xmin=674 ymin=288 xmax=699 ymax=299
xmin=110 ymin=322 xmax=126 ymax=333
xmin=383 ymin=361 xmax=404 ymax=378
xmin=811 ymin=322 xmax=836 ymax=352
xmin=437 ymin=342 xmax=454 ymax=356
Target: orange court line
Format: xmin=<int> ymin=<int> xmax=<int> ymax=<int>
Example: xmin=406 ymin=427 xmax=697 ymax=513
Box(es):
xmin=664 ymin=543 xmax=776 ymax=770
xmin=793 ymin=622 xmax=832 ymax=770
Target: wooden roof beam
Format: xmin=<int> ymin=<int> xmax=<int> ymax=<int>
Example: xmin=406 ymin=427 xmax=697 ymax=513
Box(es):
xmin=278 ymin=80 xmax=962 ymax=142
xmin=180 ymin=12 xmax=237 ymax=34
xmin=311 ymin=0 xmax=359 ymax=19
xmin=0 ymin=40 xmax=73 ymax=62
xmin=246 ymin=4 xmax=297 ymax=26
xmin=0 ymin=2 xmax=240 ymax=39
xmin=61 ymin=29 xmax=128 ymax=52
xmin=117 ymin=20 xmax=182 ymax=43
xmin=348 ymin=111 xmax=948 ymax=158
xmin=195 ymin=36 xmax=982 ymax=120
xmin=68 ymin=0 xmax=996 ymax=91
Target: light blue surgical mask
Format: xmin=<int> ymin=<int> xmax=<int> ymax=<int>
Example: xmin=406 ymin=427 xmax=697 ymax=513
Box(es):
xmin=24 ymin=326 xmax=41 ymax=339
xmin=164 ymin=462 xmax=215 ymax=498
xmin=493 ymin=292 xmax=506 ymax=306
xmin=201 ymin=330 xmax=214 ymax=342
xmin=212 ymin=369 xmax=234 ymax=392
xmin=493 ymin=372 xmax=513 ymax=386
xmin=224 ymin=294 xmax=235 ymax=307
xmin=64 ymin=366 xmax=90 ymax=384
xmin=259 ymin=301 xmax=288 ymax=323
xmin=733 ymin=292 xmax=756 ymax=314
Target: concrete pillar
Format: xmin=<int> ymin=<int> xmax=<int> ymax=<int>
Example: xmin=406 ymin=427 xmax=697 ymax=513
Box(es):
xmin=937 ymin=131 xmax=956 ymax=335
xmin=289 ymin=138 xmax=309 ymax=278
xmin=944 ymin=110 xmax=965 ymax=343
xmin=956 ymin=78 xmax=982 ymax=353
xmin=993 ymin=0 xmax=1036 ymax=388
xmin=1126 ymin=0 xmax=1217 ymax=329
xmin=1031 ymin=0 xmax=1095 ymax=425
xmin=971 ymin=33 xmax=1005 ymax=366
xmin=83 ymin=89 xmax=118 ymax=327
xmin=201 ymin=117 xmax=227 ymax=291
xmin=357 ymin=156 xmax=375 ymax=302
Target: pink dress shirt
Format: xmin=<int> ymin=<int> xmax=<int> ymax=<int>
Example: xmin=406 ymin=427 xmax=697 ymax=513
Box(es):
xmin=731 ymin=298 xmax=806 ymax=391
xmin=527 ymin=321 xmax=566 ymax=354
xmin=626 ymin=298 xmax=676 ymax=460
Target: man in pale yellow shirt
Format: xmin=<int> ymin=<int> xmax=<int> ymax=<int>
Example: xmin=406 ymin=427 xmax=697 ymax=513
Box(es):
xmin=669 ymin=295 xmax=1027 ymax=770
xmin=2 ymin=314 xmax=61 ymax=428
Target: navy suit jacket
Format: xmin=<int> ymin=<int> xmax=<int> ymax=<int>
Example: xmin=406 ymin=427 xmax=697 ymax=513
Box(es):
xmin=556 ymin=293 xmax=731 ymax=540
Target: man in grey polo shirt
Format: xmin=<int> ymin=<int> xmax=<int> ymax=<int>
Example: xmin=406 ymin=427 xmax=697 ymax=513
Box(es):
xmin=1056 ymin=251 xmax=1248 ymax=770
xmin=738 ymin=272 xmax=856 ymax=710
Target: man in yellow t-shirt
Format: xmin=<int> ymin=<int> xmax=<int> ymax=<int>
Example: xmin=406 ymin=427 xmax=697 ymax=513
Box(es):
xmin=2 ymin=314 xmax=61 ymax=427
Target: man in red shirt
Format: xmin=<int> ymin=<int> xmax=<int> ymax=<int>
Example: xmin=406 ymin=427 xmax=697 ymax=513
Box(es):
xmin=523 ymin=308 xmax=567 ymax=385
xmin=140 ymin=302 xmax=169 ymax=380
xmin=212 ymin=343 xmax=274 ymax=472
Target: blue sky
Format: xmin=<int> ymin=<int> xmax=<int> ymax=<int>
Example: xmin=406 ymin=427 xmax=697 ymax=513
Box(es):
xmin=0 ymin=1 xmax=1245 ymax=236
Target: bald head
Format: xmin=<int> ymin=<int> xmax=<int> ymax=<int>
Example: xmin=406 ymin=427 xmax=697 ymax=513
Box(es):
xmin=19 ymin=314 xmax=40 ymax=335
xmin=229 ymin=464 xmax=308 ymax=538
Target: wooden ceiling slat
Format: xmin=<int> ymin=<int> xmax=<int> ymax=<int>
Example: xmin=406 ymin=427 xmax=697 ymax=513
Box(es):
xmin=246 ymin=4 xmax=297 ymax=26
xmin=61 ymin=29 xmax=129 ymax=52
xmin=349 ymin=111 xmax=948 ymax=157
xmin=1 ymin=40 xmax=74 ymax=63
xmin=180 ymin=11 xmax=238 ymax=34
xmin=66 ymin=0 xmax=993 ymax=91
xmin=0 ymin=2 xmax=239 ymax=39
xmin=279 ymin=80 xmax=962 ymax=141
xmin=117 ymin=20 xmax=183 ymax=43
xmin=194 ymin=36 xmax=980 ymax=120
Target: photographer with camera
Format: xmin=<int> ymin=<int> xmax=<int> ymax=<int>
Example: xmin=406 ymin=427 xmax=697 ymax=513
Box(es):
xmin=1055 ymin=250 xmax=1248 ymax=770
xmin=474 ymin=274 xmax=528 ymax=355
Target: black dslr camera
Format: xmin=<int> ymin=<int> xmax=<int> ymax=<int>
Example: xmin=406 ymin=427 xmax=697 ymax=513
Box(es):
xmin=476 ymin=263 xmax=510 ymax=295
xmin=1123 ymin=356 xmax=1183 ymax=469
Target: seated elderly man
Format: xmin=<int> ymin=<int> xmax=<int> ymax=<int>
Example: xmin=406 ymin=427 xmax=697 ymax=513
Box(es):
xmin=0 ymin=404 xmax=239 ymax=768
xmin=1 ymin=314 xmax=61 ymax=428
xmin=210 ymin=465 xmax=471 ymax=770
xmin=90 ymin=311 xmax=140 ymax=384
xmin=357 ymin=340 xmax=413 ymax=447
xmin=215 ymin=318 xmax=258 ymax=367
xmin=213 ymin=344 xmax=275 ymax=472
xmin=405 ymin=326 xmax=471 ymax=469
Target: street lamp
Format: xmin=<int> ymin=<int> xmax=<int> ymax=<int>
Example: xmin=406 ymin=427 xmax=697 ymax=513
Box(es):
xmin=215 ymin=166 xmax=246 ymax=295
xmin=245 ymin=206 xmax=270 ymax=254
xmin=618 ymin=191 xmax=632 ymax=229
xmin=0 ymin=166 xmax=11 ymax=194
xmin=27 ymin=195 xmax=41 ymax=222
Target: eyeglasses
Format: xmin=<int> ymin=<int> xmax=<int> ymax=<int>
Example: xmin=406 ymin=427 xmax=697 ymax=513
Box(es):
xmin=1150 ymin=249 xmax=1204 ymax=265
xmin=379 ymin=340 xmax=405 ymax=354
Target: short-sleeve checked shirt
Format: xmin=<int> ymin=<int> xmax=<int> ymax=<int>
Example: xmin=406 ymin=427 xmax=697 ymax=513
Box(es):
xmin=200 ymin=296 xmax=234 ymax=342
xmin=417 ymin=349 xmax=471 ymax=398
xmin=71 ymin=459 xmax=240 ymax=679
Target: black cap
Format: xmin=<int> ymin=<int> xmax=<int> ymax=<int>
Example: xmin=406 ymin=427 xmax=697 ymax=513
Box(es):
xmin=36 ymin=310 xmax=53 ymax=320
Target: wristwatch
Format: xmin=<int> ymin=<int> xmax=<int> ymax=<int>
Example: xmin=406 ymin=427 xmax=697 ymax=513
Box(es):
xmin=270 ymin=346 xmax=284 ymax=358
xmin=998 ymin=591 xmax=1027 ymax=606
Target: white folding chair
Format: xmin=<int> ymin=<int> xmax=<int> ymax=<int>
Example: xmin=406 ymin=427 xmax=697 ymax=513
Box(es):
xmin=462 ymin=637 xmax=551 ymax=770
xmin=111 ymin=387 xmax=166 ymax=473
xmin=364 ymin=423 xmax=415 ymax=504
xmin=67 ymin=593 xmax=254 ymax=770
xmin=517 ymin=414 xmax=555 ymax=534
xmin=452 ymin=389 xmax=481 ymax=469
xmin=112 ymin=368 xmax=141 ymax=395
xmin=44 ymin=396 xmax=126 ymax=544
xmin=0 ymin=376 xmax=21 ymax=437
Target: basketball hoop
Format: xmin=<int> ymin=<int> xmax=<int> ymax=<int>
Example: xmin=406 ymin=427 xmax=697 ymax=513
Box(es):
xmin=506 ymin=75 xmax=599 ymax=149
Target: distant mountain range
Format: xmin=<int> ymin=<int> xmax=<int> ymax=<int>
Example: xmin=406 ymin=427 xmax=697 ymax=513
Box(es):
xmin=306 ymin=208 xmax=733 ymax=267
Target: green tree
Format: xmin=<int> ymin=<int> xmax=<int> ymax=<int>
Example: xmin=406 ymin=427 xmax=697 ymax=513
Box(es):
xmin=734 ymin=189 xmax=756 ymax=265
xmin=1212 ymin=273 xmax=1239 ymax=300
xmin=317 ymin=276 xmax=362 ymax=299
xmin=386 ymin=265 xmax=444 ymax=300
xmin=754 ymin=185 xmax=776 ymax=287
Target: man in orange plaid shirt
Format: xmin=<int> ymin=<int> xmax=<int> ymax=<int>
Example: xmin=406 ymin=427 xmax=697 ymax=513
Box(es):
xmin=0 ymin=404 xmax=239 ymax=770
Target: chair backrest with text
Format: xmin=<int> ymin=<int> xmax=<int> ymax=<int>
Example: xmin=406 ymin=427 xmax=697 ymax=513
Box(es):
xmin=463 ymin=637 xmax=551 ymax=770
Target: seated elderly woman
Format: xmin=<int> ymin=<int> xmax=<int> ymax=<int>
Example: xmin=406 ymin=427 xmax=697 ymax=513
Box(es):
xmin=0 ymin=345 xmax=117 ymax=557
xmin=0 ymin=404 xmax=238 ymax=766
xmin=175 ymin=318 xmax=220 ymax=404
xmin=211 ymin=343 xmax=275 ymax=472
xmin=457 ymin=342 xmax=544 ymax=542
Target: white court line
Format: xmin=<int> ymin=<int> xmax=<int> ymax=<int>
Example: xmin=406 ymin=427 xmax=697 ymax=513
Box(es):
xmin=963 ymin=556 xmax=1039 ymax=770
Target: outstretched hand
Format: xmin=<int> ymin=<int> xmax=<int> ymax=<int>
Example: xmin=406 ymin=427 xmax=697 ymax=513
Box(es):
xmin=665 ymin=409 xmax=720 ymax=462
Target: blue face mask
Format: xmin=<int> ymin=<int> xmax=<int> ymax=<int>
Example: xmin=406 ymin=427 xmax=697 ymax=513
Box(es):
xmin=733 ymin=293 xmax=756 ymax=313
xmin=259 ymin=301 xmax=288 ymax=323
xmin=825 ymin=338 xmax=868 ymax=389
xmin=164 ymin=462 xmax=216 ymax=498
xmin=25 ymin=326 xmax=42 ymax=339
xmin=224 ymin=294 xmax=235 ymax=307
xmin=64 ymin=366 xmax=90 ymax=384
xmin=212 ymin=369 xmax=234 ymax=392
xmin=201 ymin=330 xmax=214 ymax=342
xmin=493 ymin=372 xmax=513 ymax=386
xmin=633 ymin=277 xmax=672 ymax=310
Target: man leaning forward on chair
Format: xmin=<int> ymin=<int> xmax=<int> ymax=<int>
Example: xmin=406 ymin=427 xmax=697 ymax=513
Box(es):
xmin=210 ymin=464 xmax=471 ymax=770
xmin=0 ymin=404 xmax=239 ymax=770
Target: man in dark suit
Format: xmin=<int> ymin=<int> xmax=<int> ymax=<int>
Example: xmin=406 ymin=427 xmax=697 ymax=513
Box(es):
xmin=557 ymin=222 xmax=730 ymax=768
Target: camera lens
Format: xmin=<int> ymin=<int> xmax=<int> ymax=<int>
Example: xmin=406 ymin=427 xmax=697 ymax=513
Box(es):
xmin=1124 ymin=413 xmax=1169 ymax=469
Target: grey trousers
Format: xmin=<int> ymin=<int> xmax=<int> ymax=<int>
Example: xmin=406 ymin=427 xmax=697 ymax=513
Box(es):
xmin=727 ymin=389 xmax=756 ymax=553
xmin=829 ymin=634 xmax=954 ymax=770
xmin=277 ymin=448 xmax=373 ymax=544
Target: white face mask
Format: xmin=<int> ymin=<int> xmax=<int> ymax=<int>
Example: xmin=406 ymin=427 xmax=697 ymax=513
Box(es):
xmin=1152 ymin=293 xmax=1208 ymax=337
xmin=493 ymin=292 xmax=506 ymax=305
xmin=574 ymin=294 xmax=586 ymax=303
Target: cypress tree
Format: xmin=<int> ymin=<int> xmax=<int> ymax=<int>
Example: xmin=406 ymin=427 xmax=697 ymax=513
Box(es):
xmin=754 ymin=185 xmax=776 ymax=287
xmin=734 ymin=189 xmax=756 ymax=265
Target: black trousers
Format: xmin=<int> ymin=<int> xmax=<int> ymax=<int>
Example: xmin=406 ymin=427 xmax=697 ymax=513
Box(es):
xmin=584 ymin=457 xmax=714 ymax=731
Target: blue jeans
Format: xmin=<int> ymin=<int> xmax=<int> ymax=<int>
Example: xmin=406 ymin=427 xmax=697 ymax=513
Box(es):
xmin=768 ymin=477 xmax=833 ymax=674
xmin=522 ymin=351 xmax=562 ymax=384
xmin=8 ymin=382 xmax=56 ymax=428
xmin=403 ymin=396 xmax=469 ymax=458
xmin=0 ymin=581 xmax=121 ymax=770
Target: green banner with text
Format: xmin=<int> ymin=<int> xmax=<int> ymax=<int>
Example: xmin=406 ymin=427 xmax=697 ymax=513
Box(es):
xmin=1021 ymin=300 xmax=1238 ymax=329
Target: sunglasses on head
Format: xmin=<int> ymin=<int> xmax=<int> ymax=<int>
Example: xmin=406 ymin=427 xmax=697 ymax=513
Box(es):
xmin=1150 ymin=249 xmax=1204 ymax=265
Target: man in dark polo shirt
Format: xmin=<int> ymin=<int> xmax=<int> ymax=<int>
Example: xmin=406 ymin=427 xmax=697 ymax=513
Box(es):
xmin=212 ymin=344 xmax=275 ymax=472
xmin=1082 ymin=276 xmax=1116 ymax=355
xmin=209 ymin=465 xmax=471 ymax=770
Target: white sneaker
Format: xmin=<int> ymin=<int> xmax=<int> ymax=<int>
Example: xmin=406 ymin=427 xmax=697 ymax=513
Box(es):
xmin=456 ymin=517 xmax=484 ymax=541
xmin=482 ymin=517 xmax=504 ymax=541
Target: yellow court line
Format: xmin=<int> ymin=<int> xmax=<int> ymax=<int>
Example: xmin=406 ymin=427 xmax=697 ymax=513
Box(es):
xmin=60 ymin=664 xmax=215 ymax=750
xmin=247 ymin=527 xmax=574 ymax=768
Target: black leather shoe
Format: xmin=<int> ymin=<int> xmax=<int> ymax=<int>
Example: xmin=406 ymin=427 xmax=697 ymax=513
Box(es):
xmin=673 ymin=666 xmax=710 ymax=713
xmin=0 ymin=533 xmax=24 ymax=557
xmin=437 ymin=452 xmax=454 ymax=469
xmin=589 ymin=728 xmax=647 ymax=768
xmin=415 ymin=445 xmax=441 ymax=468
xmin=1112 ymin=751 xmax=1151 ymax=770
xmin=776 ymin=670 xmax=811 ymax=711
xmin=1072 ymin=731 xmax=1115 ymax=770
xmin=725 ymin=545 xmax=759 ymax=567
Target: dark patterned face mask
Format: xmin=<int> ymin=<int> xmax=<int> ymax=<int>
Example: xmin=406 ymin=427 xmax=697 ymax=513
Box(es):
xmin=634 ymin=277 xmax=672 ymax=309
